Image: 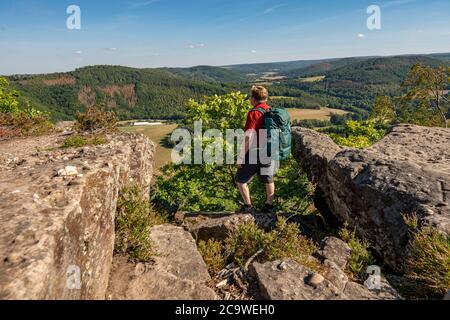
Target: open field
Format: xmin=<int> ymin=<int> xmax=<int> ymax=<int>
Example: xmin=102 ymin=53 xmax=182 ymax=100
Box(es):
xmin=299 ymin=76 xmax=326 ymax=83
xmin=120 ymin=124 xmax=178 ymax=170
xmin=288 ymin=107 xmax=348 ymax=121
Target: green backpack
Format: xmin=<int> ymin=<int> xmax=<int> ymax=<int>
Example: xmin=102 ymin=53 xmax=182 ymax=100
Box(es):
xmin=256 ymin=107 xmax=292 ymax=161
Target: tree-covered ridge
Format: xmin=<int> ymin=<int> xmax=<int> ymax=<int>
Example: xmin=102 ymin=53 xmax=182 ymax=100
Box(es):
xmin=8 ymin=65 xmax=239 ymax=121
xmin=161 ymin=66 xmax=249 ymax=83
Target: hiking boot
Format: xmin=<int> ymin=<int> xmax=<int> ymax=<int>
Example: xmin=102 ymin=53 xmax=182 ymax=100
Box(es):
xmin=235 ymin=204 xmax=256 ymax=214
xmin=260 ymin=203 xmax=277 ymax=214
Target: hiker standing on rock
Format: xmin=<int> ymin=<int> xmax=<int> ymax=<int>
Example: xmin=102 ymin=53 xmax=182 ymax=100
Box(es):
xmin=235 ymin=86 xmax=291 ymax=214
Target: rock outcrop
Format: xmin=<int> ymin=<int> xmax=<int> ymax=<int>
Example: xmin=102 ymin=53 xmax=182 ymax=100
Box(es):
xmin=250 ymin=237 xmax=402 ymax=300
xmin=177 ymin=212 xmax=278 ymax=242
xmin=292 ymin=124 xmax=450 ymax=269
xmin=107 ymin=224 xmax=218 ymax=300
xmin=0 ymin=130 xmax=155 ymax=300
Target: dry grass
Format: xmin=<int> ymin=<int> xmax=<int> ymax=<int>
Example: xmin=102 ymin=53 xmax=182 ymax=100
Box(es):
xmin=405 ymin=225 xmax=450 ymax=297
xmin=198 ymin=239 xmax=226 ymax=275
xmin=225 ymin=217 xmax=318 ymax=270
xmin=288 ymin=107 xmax=348 ymax=121
xmin=120 ymin=124 xmax=178 ymax=170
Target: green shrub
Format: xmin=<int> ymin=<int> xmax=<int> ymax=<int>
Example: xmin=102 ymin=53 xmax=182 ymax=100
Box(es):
xmin=330 ymin=120 xmax=386 ymax=149
xmin=74 ymin=106 xmax=117 ymax=133
xmin=405 ymin=226 xmax=450 ymax=297
xmin=0 ymin=107 xmax=53 ymax=137
xmin=61 ymin=134 xmax=106 ymax=148
xmin=339 ymin=227 xmax=374 ymax=280
xmin=115 ymin=185 xmax=167 ymax=262
xmin=198 ymin=239 xmax=226 ymax=275
xmin=0 ymin=77 xmax=19 ymax=114
xmin=225 ymin=217 xmax=318 ymax=270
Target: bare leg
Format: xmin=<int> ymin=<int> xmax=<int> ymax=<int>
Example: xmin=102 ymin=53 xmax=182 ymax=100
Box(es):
xmin=237 ymin=183 xmax=252 ymax=205
xmin=265 ymin=182 xmax=275 ymax=205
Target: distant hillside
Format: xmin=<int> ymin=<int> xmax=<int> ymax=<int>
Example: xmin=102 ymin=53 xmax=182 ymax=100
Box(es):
xmin=8 ymin=65 xmax=238 ymax=121
xmin=5 ymin=53 xmax=449 ymax=121
xmin=325 ymin=55 xmax=448 ymax=85
xmin=161 ymin=66 xmax=249 ymax=83
xmin=283 ymin=57 xmax=373 ymax=78
xmin=225 ymin=59 xmax=338 ymax=75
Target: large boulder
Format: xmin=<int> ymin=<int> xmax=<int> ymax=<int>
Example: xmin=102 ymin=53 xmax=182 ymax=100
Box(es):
xmin=250 ymin=254 xmax=401 ymax=300
xmin=292 ymin=124 xmax=450 ymax=269
xmin=0 ymin=131 xmax=154 ymax=300
xmin=249 ymin=259 xmax=343 ymax=300
xmin=107 ymin=225 xmax=218 ymax=300
xmin=177 ymin=212 xmax=278 ymax=242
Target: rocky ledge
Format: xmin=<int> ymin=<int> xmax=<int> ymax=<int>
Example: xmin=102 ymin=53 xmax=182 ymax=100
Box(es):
xmin=0 ymin=130 xmax=154 ymax=299
xmin=292 ymin=124 xmax=450 ymax=269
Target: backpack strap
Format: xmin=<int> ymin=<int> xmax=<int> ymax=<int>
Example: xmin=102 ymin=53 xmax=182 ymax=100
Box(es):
xmin=255 ymin=107 xmax=267 ymax=115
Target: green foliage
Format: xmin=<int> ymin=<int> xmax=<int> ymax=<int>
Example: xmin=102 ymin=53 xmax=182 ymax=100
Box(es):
xmin=115 ymin=185 xmax=167 ymax=262
xmin=0 ymin=77 xmax=20 ymax=114
xmin=185 ymin=92 xmax=248 ymax=133
xmin=399 ymin=63 xmax=449 ymax=127
xmin=74 ymin=106 xmax=117 ymax=133
xmin=330 ymin=119 xmax=386 ymax=149
xmin=9 ymin=66 xmax=235 ymax=121
xmin=370 ymin=96 xmax=397 ymax=124
xmin=249 ymin=158 xmax=313 ymax=214
xmin=405 ymin=225 xmax=450 ymax=297
xmin=339 ymin=227 xmax=374 ymax=280
xmin=198 ymin=239 xmax=226 ymax=275
xmin=155 ymin=163 xmax=238 ymax=212
xmin=61 ymin=134 xmax=106 ymax=148
xmin=225 ymin=218 xmax=318 ymax=270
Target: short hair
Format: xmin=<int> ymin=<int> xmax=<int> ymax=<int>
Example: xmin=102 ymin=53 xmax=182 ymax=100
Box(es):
xmin=251 ymin=86 xmax=269 ymax=103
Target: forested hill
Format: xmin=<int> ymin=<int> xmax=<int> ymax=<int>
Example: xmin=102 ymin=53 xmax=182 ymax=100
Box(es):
xmin=5 ymin=53 xmax=450 ymax=121
xmin=8 ymin=65 xmax=238 ymax=121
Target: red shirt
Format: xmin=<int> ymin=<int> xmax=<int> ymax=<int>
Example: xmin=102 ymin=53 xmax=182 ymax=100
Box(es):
xmin=244 ymin=103 xmax=271 ymax=132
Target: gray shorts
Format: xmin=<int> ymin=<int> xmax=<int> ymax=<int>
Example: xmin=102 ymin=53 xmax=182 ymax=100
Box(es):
xmin=235 ymin=162 xmax=275 ymax=184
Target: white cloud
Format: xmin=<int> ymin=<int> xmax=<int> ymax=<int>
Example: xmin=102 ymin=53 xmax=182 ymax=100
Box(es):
xmin=263 ymin=4 xmax=286 ymax=15
xmin=251 ymin=50 xmax=257 ymax=53
xmin=130 ymin=0 xmax=159 ymax=8
xmin=75 ymin=50 xmax=82 ymax=54
xmin=357 ymin=33 xmax=366 ymax=38
xmin=186 ymin=43 xmax=205 ymax=49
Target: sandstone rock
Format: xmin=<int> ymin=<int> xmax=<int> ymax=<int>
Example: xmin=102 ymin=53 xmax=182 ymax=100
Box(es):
xmin=249 ymin=259 xmax=343 ymax=300
xmin=58 ymin=165 xmax=78 ymax=176
xmin=292 ymin=124 xmax=450 ymax=269
xmin=343 ymin=279 xmax=401 ymax=300
xmin=149 ymin=224 xmax=211 ymax=283
xmin=181 ymin=213 xmax=255 ymax=242
xmin=306 ymin=273 xmax=325 ymax=287
xmin=317 ymin=237 xmax=351 ymax=270
xmin=322 ymin=259 xmax=349 ymax=292
xmin=0 ymin=131 xmax=155 ymax=300
xmin=179 ymin=212 xmax=278 ymax=242
xmin=343 ymin=281 xmax=378 ymax=300
xmin=108 ymin=225 xmax=218 ymax=300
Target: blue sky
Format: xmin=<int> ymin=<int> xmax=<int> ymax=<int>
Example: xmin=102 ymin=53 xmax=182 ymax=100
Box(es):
xmin=0 ymin=0 xmax=449 ymax=74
